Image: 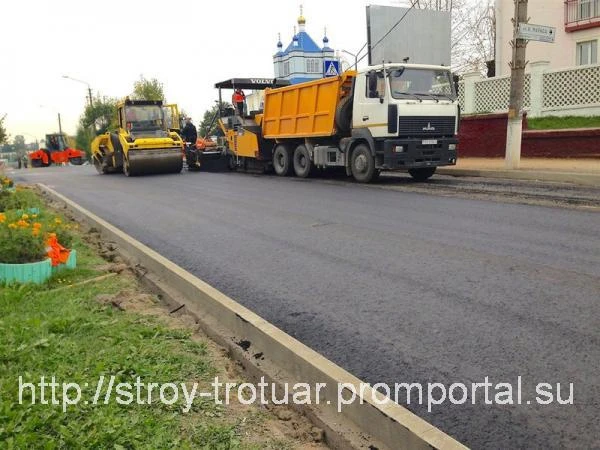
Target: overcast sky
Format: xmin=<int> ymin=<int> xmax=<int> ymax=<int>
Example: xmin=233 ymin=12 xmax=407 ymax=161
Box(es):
xmin=1 ymin=0 xmax=410 ymax=143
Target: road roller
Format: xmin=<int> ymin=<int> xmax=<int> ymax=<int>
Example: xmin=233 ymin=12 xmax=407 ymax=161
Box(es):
xmin=91 ymin=99 xmax=184 ymax=176
xmin=29 ymin=133 xmax=85 ymax=167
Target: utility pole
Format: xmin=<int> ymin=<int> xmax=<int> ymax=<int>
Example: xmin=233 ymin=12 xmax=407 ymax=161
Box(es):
xmin=58 ymin=113 xmax=63 ymax=135
xmin=505 ymin=0 xmax=528 ymax=169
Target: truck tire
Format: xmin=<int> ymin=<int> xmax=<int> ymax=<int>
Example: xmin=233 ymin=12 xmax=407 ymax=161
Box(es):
xmin=408 ymin=167 xmax=436 ymax=181
xmin=273 ymin=144 xmax=292 ymax=176
xmin=293 ymin=144 xmax=313 ymax=178
xmin=69 ymin=156 xmax=83 ymax=165
xmin=351 ymin=144 xmax=375 ymax=183
xmin=335 ymin=96 xmax=353 ymax=134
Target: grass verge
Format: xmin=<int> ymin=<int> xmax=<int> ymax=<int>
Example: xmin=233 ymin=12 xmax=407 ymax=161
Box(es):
xmin=0 ymin=190 xmax=326 ymax=449
xmin=527 ymin=116 xmax=600 ymax=130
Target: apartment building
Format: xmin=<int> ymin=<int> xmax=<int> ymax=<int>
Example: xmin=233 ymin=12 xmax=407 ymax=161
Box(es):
xmin=495 ymin=0 xmax=600 ymax=76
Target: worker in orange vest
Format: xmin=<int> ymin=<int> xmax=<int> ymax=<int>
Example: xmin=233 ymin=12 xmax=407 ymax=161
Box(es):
xmin=232 ymin=88 xmax=246 ymax=116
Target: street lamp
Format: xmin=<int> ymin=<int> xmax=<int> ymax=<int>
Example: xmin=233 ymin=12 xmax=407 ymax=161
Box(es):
xmin=62 ymin=75 xmax=93 ymax=108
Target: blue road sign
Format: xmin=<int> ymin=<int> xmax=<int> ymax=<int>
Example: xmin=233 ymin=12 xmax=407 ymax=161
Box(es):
xmin=323 ymin=60 xmax=341 ymax=77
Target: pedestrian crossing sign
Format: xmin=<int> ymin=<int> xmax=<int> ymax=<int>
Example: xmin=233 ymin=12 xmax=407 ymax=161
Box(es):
xmin=323 ymin=60 xmax=340 ymax=77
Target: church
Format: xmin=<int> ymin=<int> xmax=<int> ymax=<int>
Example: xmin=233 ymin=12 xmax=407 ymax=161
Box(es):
xmin=246 ymin=7 xmax=341 ymax=112
xmin=273 ymin=7 xmax=339 ymax=84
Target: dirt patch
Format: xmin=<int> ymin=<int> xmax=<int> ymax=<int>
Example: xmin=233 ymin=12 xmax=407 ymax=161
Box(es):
xmin=94 ymin=279 xmax=327 ymax=448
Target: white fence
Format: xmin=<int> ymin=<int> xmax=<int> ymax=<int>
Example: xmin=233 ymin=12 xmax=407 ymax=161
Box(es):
xmin=458 ymin=62 xmax=600 ymax=117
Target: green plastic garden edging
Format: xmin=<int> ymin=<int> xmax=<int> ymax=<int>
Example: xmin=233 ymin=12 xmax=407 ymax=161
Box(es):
xmin=0 ymin=258 xmax=53 ymax=284
xmin=1 ymin=249 xmax=77 ymax=283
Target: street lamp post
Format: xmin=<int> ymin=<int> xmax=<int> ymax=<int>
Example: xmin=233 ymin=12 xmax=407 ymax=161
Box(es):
xmin=62 ymin=75 xmax=93 ymax=108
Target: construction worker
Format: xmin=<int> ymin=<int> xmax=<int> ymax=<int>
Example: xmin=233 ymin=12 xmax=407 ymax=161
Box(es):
xmin=181 ymin=117 xmax=198 ymax=145
xmin=232 ymin=88 xmax=246 ymax=116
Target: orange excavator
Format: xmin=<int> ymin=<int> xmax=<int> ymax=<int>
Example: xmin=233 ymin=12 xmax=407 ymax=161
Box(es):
xmin=29 ymin=133 xmax=85 ymax=167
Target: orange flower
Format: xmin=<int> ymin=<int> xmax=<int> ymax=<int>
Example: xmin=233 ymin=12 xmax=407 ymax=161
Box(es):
xmin=46 ymin=233 xmax=70 ymax=266
xmin=33 ymin=222 xmax=42 ymax=230
xmin=0 ymin=213 xmax=5 ymax=223
xmin=32 ymin=229 xmax=40 ymax=237
xmin=16 ymin=220 xmax=29 ymax=228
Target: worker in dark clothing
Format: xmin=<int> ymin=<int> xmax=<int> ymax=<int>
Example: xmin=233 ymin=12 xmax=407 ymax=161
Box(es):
xmin=232 ymin=88 xmax=246 ymax=116
xmin=181 ymin=117 xmax=198 ymax=144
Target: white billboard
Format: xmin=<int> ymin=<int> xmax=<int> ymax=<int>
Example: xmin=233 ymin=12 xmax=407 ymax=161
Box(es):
xmin=366 ymin=5 xmax=451 ymax=66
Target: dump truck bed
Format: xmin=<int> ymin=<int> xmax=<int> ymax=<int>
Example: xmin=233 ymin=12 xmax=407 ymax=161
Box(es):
xmin=262 ymin=71 xmax=355 ymax=139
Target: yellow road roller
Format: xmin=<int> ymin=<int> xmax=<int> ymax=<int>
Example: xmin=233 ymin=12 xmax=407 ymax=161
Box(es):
xmin=91 ymin=99 xmax=183 ymax=176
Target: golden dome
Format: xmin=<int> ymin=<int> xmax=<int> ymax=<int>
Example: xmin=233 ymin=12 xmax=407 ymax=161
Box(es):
xmin=298 ymin=5 xmax=305 ymax=25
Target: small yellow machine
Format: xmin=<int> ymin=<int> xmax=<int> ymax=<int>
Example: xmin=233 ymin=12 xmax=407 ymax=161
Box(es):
xmin=91 ymin=99 xmax=183 ymax=176
xmin=213 ymin=78 xmax=290 ymax=172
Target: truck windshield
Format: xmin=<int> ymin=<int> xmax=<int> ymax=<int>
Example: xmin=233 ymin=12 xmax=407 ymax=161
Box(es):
xmin=124 ymin=106 xmax=165 ymax=132
xmin=389 ymin=68 xmax=455 ymax=100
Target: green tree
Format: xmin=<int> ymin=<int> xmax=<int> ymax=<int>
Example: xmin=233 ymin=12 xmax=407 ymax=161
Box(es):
xmin=199 ymin=103 xmax=229 ymax=137
xmin=13 ymin=135 xmax=25 ymax=150
xmin=75 ymin=125 xmax=95 ymax=159
xmin=76 ymin=96 xmax=118 ymax=158
xmin=0 ymin=114 xmax=8 ymax=145
xmin=80 ymin=96 xmax=119 ymax=135
xmin=132 ymin=76 xmax=165 ymax=101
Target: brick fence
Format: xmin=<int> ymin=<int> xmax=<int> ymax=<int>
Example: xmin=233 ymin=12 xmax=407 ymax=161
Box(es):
xmin=458 ymin=113 xmax=600 ymax=158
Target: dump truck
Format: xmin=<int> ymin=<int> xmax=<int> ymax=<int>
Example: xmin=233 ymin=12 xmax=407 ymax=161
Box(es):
xmin=29 ymin=133 xmax=85 ymax=167
xmin=215 ymin=63 xmax=459 ymax=182
xmin=91 ymin=99 xmax=184 ymax=176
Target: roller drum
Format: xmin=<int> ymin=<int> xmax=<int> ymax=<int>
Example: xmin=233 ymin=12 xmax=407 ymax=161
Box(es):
xmin=126 ymin=148 xmax=183 ymax=176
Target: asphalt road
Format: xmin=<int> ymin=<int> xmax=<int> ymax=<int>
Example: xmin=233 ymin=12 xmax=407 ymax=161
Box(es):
xmin=10 ymin=166 xmax=600 ymax=449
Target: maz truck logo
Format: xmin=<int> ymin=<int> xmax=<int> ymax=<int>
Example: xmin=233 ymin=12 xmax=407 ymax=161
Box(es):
xmin=423 ymin=122 xmax=436 ymax=131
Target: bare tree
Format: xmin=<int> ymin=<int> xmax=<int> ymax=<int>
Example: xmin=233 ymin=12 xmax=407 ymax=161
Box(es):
xmin=392 ymin=0 xmax=496 ymax=74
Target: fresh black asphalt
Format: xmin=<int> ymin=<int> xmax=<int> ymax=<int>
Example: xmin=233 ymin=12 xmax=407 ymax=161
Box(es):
xmin=12 ymin=166 xmax=600 ymax=449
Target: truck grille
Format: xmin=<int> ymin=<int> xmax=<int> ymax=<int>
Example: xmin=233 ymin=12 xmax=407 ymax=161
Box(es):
xmin=398 ymin=116 xmax=456 ymax=137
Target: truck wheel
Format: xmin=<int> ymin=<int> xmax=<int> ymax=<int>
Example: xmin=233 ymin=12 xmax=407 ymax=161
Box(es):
xmin=69 ymin=156 xmax=83 ymax=165
xmin=31 ymin=158 xmax=42 ymax=168
xmin=293 ymin=144 xmax=313 ymax=178
xmin=335 ymin=96 xmax=353 ymax=134
xmin=351 ymin=144 xmax=375 ymax=183
xmin=408 ymin=167 xmax=436 ymax=181
xmin=273 ymin=144 xmax=292 ymax=176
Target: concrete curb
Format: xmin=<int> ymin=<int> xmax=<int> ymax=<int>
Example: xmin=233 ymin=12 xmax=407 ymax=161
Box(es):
xmin=437 ymin=168 xmax=600 ymax=187
xmin=40 ymin=184 xmax=467 ymax=450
